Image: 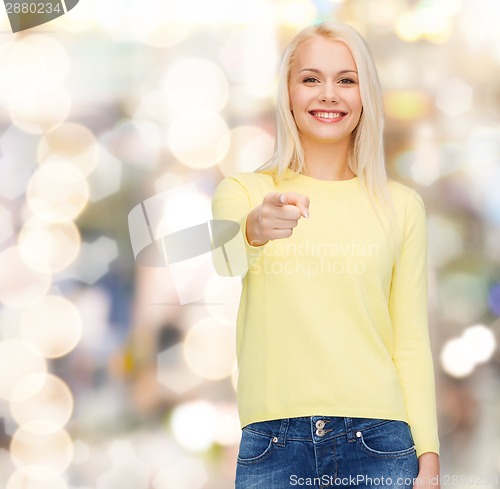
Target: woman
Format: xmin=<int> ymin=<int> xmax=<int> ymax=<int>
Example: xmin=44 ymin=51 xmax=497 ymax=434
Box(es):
xmin=211 ymin=21 xmax=441 ymax=489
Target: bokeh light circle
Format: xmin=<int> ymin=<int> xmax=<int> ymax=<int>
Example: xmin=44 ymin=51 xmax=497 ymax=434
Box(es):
xmin=0 ymin=35 xmax=69 ymax=105
xmin=170 ymin=401 xmax=217 ymax=452
xmin=10 ymin=421 xmax=73 ymax=475
xmin=183 ymin=318 xmax=236 ymax=379
xmin=219 ymin=29 xmax=279 ymax=92
xmin=7 ymin=467 xmax=68 ymax=489
xmin=218 ymin=125 xmax=275 ymax=175
xmin=20 ymin=295 xmax=83 ymax=358
xmin=0 ymin=247 xmax=51 ymax=308
xmin=151 ymin=187 xmax=212 ymax=248
xmin=37 ymin=123 xmax=100 ymax=176
xmin=18 ymin=218 xmax=81 ymax=274
xmin=279 ymin=0 xmax=317 ymax=27
xmin=163 ymin=58 xmax=229 ymax=113
xmin=0 ymin=40 xmax=45 ymax=104
xmin=0 ymin=339 xmax=47 ymax=401
xmin=8 ymin=86 xmax=71 ymax=134
xmin=26 ymin=163 xmax=89 ymax=222
xmin=129 ymin=0 xmax=191 ymax=48
xmin=26 ymin=35 xmax=70 ymax=86
xmin=440 ymin=337 xmax=475 ymax=378
xmin=463 ymin=324 xmax=496 ymax=364
xmin=167 ymin=112 xmax=230 ymax=169
xmin=10 ymin=374 xmax=74 ymax=432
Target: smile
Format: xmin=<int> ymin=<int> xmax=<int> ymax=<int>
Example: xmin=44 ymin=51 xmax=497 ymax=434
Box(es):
xmin=309 ymin=111 xmax=347 ymax=122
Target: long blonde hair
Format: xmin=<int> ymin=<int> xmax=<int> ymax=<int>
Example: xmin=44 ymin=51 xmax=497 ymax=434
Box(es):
xmin=256 ymin=21 xmax=403 ymax=259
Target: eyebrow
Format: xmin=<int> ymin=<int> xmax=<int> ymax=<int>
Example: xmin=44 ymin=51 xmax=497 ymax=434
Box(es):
xmin=299 ymin=68 xmax=358 ymax=75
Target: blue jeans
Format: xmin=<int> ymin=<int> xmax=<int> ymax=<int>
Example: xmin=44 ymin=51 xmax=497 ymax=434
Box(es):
xmin=235 ymin=416 xmax=419 ymax=488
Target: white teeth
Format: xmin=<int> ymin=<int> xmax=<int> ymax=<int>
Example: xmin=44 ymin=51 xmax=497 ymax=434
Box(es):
xmin=312 ymin=112 xmax=344 ymax=119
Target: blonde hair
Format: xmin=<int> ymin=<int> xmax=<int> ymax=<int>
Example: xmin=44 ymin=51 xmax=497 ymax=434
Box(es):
xmin=256 ymin=21 xmax=403 ymax=259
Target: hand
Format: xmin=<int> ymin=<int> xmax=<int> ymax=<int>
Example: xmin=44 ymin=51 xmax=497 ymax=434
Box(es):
xmin=412 ymin=452 xmax=440 ymax=489
xmin=246 ymin=191 xmax=310 ymax=246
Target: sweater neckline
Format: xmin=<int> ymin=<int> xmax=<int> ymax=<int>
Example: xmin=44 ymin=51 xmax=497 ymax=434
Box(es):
xmin=284 ymin=167 xmax=359 ymax=187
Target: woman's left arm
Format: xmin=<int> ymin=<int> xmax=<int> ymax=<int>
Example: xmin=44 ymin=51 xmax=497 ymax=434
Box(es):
xmin=388 ymin=191 xmax=441 ymax=486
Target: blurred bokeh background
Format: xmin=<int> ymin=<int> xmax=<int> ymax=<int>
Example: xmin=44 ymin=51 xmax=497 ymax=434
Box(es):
xmin=0 ymin=0 xmax=499 ymax=487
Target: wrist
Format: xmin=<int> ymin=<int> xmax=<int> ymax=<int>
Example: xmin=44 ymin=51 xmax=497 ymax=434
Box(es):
xmin=418 ymin=452 xmax=440 ymax=474
xmin=246 ymin=207 xmax=268 ymax=247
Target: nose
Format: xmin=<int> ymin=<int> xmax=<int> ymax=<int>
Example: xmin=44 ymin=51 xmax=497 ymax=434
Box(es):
xmin=319 ymin=82 xmax=339 ymax=103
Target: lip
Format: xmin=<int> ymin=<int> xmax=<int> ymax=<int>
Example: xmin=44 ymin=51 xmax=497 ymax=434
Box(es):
xmin=308 ymin=110 xmax=347 ymax=123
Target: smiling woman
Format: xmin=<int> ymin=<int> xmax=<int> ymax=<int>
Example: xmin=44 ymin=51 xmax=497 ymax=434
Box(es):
xmin=211 ymin=20 xmax=441 ymax=489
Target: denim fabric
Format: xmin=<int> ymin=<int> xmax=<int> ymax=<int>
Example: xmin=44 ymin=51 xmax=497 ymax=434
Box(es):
xmin=235 ymin=416 xmax=419 ymax=488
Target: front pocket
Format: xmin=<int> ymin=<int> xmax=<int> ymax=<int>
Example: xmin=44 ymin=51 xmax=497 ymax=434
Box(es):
xmin=237 ymin=428 xmax=277 ymax=465
xmin=355 ymin=420 xmax=416 ymax=458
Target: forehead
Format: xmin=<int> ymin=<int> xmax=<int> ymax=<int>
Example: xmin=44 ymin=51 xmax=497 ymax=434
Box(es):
xmin=291 ymin=37 xmax=357 ymax=72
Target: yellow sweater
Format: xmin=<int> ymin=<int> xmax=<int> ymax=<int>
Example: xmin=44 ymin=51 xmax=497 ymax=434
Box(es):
xmin=211 ymin=167 xmax=440 ymax=458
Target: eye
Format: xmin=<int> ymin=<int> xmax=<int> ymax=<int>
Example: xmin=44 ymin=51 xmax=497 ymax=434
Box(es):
xmin=339 ymin=78 xmax=356 ymax=85
xmin=303 ymin=77 xmax=319 ymax=83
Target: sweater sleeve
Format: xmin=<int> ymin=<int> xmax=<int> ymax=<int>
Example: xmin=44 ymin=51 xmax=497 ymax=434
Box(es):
xmin=211 ymin=175 xmax=268 ymax=277
xmin=389 ymin=191 xmax=440 ymax=458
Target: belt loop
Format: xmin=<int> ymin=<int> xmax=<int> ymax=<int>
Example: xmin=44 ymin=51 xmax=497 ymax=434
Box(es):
xmin=344 ymin=417 xmax=355 ymax=443
xmin=275 ymin=418 xmax=289 ymax=446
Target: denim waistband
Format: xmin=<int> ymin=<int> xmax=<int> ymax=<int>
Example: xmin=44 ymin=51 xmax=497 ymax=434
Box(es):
xmin=242 ymin=416 xmax=408 ymax=446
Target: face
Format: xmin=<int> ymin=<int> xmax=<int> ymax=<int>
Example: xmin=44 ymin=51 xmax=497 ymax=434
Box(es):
xmin=288 ymin=37 xmax=362 ymax=147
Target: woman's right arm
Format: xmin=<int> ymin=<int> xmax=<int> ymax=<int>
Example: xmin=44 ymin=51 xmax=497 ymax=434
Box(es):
xmin=211 ymin=175 xmax=309 ymax=275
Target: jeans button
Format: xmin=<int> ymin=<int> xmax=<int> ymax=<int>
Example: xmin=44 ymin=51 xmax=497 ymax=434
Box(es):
xmin=315 ymin=420 xmax=325 ymax=429
xmin=316 ymin=429 xmax=325 ymax=436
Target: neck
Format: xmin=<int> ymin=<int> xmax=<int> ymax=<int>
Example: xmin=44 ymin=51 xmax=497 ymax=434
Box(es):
xmin=300 ymin=137 xmax=355 ymax=181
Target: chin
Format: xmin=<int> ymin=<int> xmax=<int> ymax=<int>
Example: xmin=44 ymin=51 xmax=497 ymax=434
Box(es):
xmin=308 ymin=133 xmax=352 ymax=145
